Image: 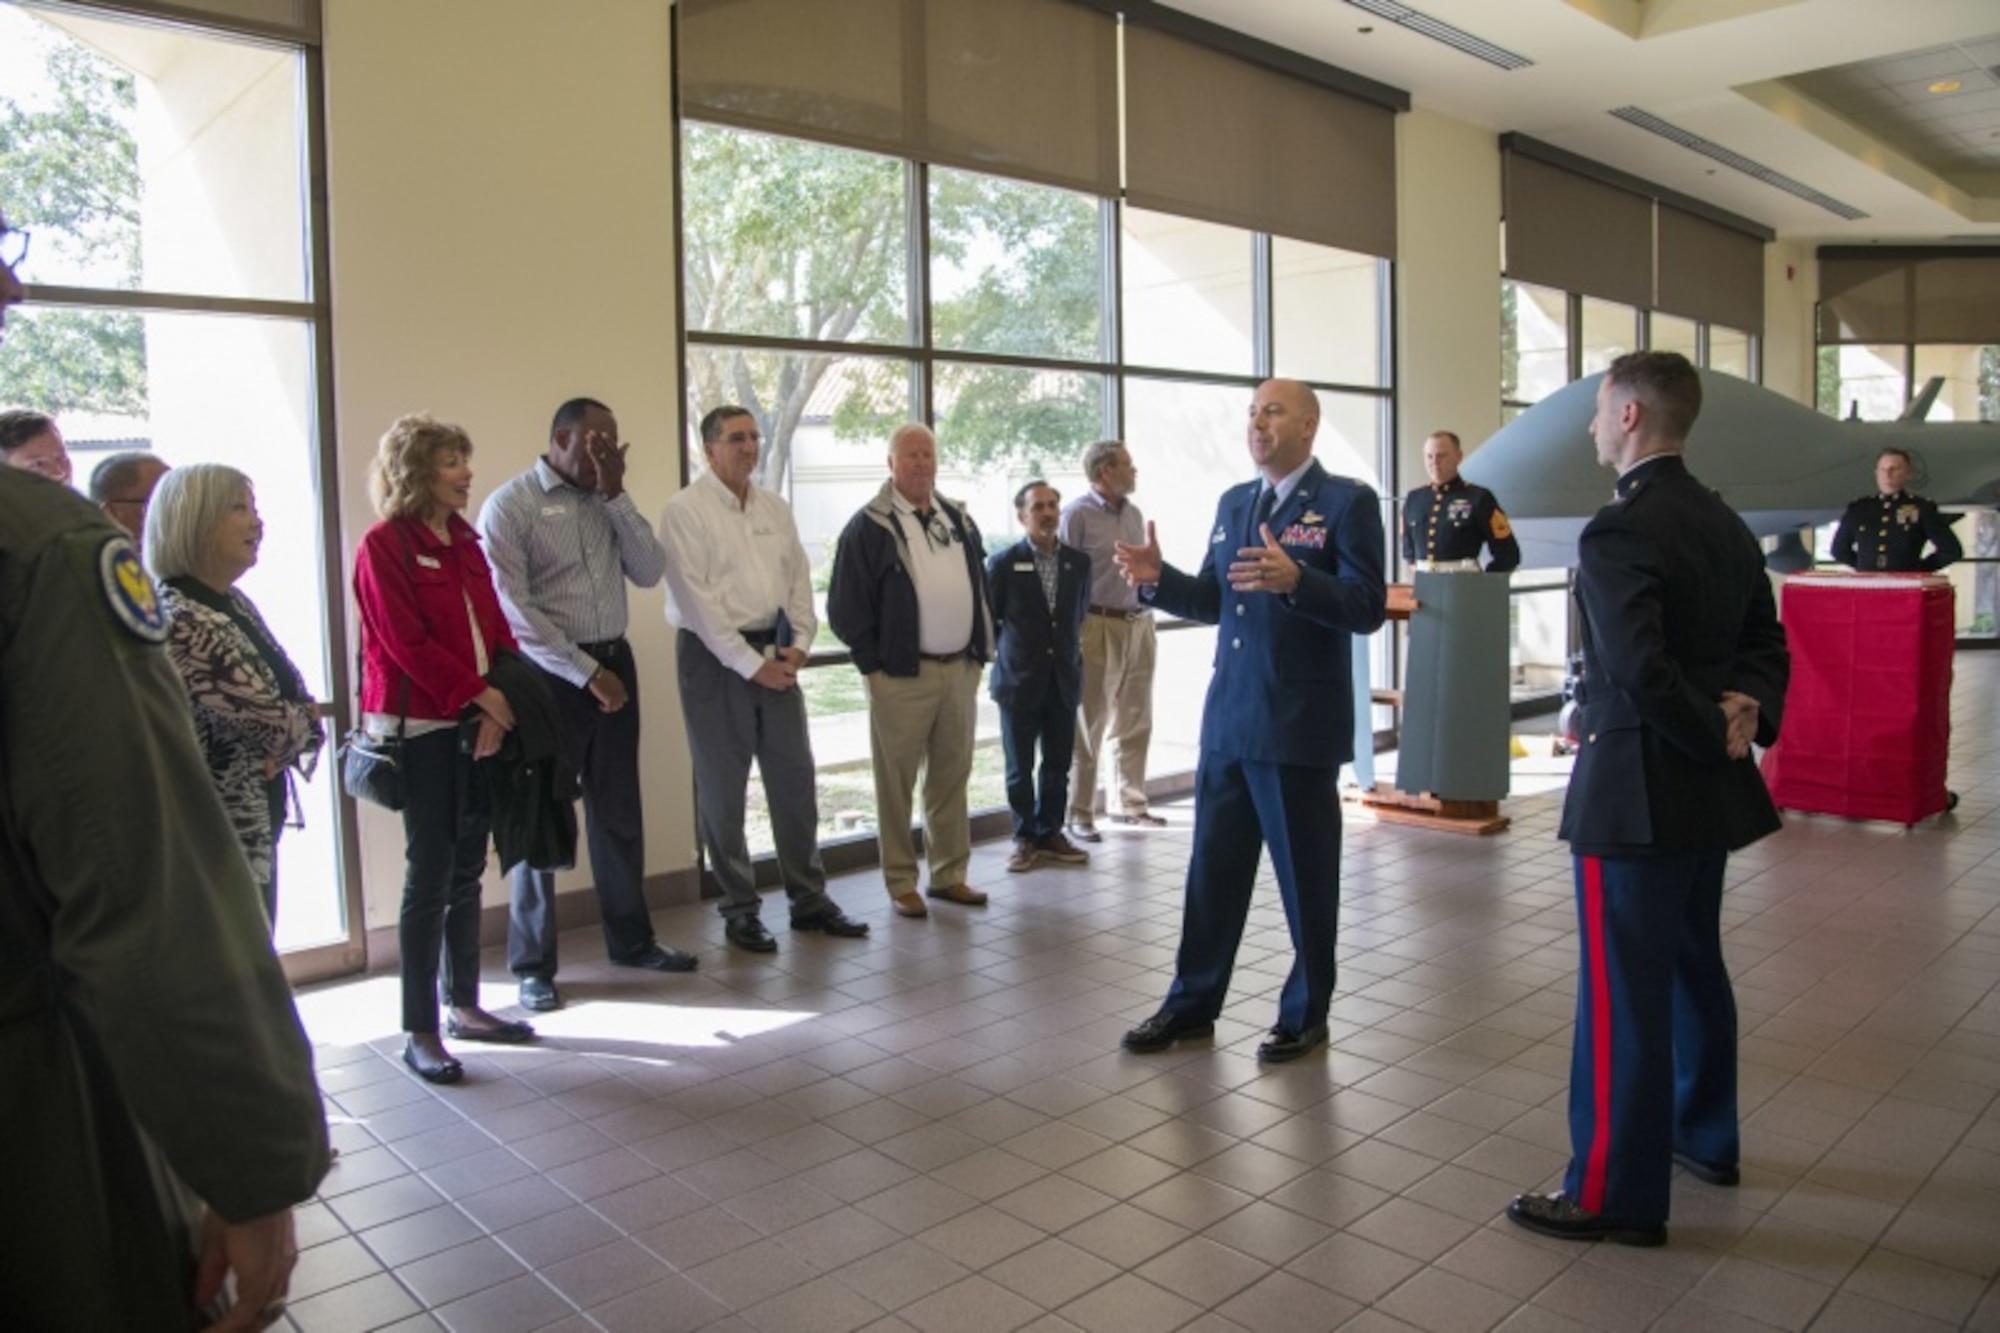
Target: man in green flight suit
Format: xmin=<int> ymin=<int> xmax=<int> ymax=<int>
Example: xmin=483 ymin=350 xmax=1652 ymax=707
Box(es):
xmin=0 ymin=211 xmax=331 ymax=1331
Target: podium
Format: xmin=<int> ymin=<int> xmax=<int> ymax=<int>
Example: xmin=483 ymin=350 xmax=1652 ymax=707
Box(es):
xmin=1359 ymin=572 xmax=1511 ymax=834
xmin=1761 ymin=572 xmax=1953 ymax=826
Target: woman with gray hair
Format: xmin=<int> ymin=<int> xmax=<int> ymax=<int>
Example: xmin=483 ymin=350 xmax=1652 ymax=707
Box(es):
xmin=146 ymin=462 xmax=324 ymax=926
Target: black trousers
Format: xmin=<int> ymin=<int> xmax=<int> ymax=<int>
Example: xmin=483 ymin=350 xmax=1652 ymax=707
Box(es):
xmin=508 ymin=644 xmax=654 ymax=978
xmin=999 ymin=686 xmax=1076 ymax=841
xmin=398 ymin=725 xmax=490 ymax=1034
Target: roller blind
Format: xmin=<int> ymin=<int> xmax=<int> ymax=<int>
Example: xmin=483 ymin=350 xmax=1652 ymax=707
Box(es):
xmin=56 ymin=0 xmax=317 ymax=41
xmin=1503 ymin=152 xmax=1651 ymax=309
xmin=1123 ymin=22 xmax=1396 ymax=258
xmin=1818 ymin=251 xmax=2000 ymax=345
xmin=680 ymin=0 xmax=1119 ymax=196
xmin=1654 ymin=206 xmax=1763 ymax=332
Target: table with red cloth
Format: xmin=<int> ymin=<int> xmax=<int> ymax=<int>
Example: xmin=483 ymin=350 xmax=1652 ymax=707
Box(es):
xmin=1760 ymin=571 xmax=1953 ymax=825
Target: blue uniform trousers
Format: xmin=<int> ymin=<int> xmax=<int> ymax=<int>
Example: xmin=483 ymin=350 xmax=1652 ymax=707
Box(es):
xmin=1164 ymin=750 xmax=1342 ymax=1033
xmin=1563 ymin=850 xmax=1738 ymax=1224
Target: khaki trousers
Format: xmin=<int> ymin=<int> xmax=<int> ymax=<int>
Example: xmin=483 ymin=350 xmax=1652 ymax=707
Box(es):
xmin=865 ymin=657 xmax=980 ymax=895
xmin=1069 ymin=612 xmax=1156 ymax=821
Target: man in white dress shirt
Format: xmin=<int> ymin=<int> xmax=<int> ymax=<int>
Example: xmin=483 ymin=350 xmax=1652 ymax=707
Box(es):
xmin=480 ymin=397 xmax=696 ymax=1012
xmin=659 ymin=405 xmax=869 ymax=952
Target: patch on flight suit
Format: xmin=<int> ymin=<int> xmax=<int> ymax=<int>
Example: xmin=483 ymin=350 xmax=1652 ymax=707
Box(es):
xmin=1211 ymin=525 xmax=1228 ymax=544
xmin=98 ymin=535 xmax=167 ymax=643
xmin=1490 ymin=510 xmax=1513 ymax=539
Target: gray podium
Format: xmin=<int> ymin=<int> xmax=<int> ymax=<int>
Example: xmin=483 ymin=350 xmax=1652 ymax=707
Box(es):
xmin=1360 ymin=571 xmax=1511 ymax=833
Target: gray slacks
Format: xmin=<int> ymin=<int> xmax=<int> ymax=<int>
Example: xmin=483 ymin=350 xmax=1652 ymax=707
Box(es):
xmin=676 ymin=629 xmax=833 ymax=921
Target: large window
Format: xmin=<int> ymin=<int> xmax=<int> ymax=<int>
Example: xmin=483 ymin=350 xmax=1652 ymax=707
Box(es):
xmin=0 ymin=1 xmax=347 ymax=972
xmin=683 ymin=121 xmax=1392 ymax=853
xmin=1503 ymin=281 xmax=1759 ymax=420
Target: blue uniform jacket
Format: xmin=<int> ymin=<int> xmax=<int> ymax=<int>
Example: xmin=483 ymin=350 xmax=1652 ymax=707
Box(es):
xmin=1151 ymin=460 xmax=1387 ymax=768
xmin=985 ymin=537 xmax=1090 ymax=712
xmin=1558 ymin=454 xmax=1789 ymax=855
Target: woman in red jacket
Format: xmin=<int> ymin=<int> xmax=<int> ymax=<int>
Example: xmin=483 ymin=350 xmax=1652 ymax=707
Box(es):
xmin=355 ymin=413 xmax=535 ymax=1083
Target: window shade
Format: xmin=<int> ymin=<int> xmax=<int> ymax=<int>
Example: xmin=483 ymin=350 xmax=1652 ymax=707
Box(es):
xmin=1502 ymin=152 xmax=1651 ymax=309
xmin=1656 ymin=206 xmax=1764 ymax=332
xmin=680 ymin=0 xmax=1118 ymax=196
xmin=1123 ymin=23 xmax=1396 ymax=258
xmin=1818 ymin=251 xmax=2000 ymax=345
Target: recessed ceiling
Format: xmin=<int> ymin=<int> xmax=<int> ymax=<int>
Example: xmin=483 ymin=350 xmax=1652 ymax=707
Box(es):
xmin=1786 ymin=34 xmax=2000 ymax=182
xmin=1158 ymin=0 xmax=2000 ymax=244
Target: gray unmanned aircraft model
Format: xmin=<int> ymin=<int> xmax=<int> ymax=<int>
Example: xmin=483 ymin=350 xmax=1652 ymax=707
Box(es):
xmin=1472 ymin=370 xmax=1997 ymax=571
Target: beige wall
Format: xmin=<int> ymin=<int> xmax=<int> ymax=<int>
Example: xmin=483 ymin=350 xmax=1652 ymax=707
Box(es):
xmin=1394 ymin=107 xmax=1504 ymax=490
xmin=323 ymin=0 xmax=690 ymax=936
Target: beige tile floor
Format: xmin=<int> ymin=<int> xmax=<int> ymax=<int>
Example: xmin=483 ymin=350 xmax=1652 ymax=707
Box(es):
xmin=289 ymin=658 xmax=2000 ymax=1333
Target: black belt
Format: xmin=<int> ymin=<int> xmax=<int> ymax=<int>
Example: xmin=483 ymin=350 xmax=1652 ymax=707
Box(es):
xmin=577 ymin=636 xmax=627 ymax=661
xmin=1086 ymin=605 xmax=1146 ymax=621
xmin=921 ymin=650 xmax=966 ymax=664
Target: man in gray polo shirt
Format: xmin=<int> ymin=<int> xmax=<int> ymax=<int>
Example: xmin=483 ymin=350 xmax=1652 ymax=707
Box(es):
xmin=1060 ymin=439 xmax=1161 ymax=841
xmin=480 ymin=397 xmax=696 ymax=1013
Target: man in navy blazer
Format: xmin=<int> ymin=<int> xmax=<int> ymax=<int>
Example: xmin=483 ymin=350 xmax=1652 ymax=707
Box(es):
xmin=1114 ymin=379 xmax=1387 ymax=1062
xmin=987 ymin=481 xmax=1093 ymax=873
xmin=1508 ymin=352 xmax=1788 ymax=1248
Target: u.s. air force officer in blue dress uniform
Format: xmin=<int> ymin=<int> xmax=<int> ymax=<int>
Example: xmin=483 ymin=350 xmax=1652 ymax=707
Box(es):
xmin=1508 ymin=351 xmax=1789 ymax=1247
xmin=1114 ymin=379 xmax=1386 ymax=1063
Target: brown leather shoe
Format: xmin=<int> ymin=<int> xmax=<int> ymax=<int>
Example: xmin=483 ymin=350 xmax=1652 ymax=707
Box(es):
xmin=891 ymin=891 xmax=928 ymax=918
xmin=1036 ymin=831 xmax=1090 ymax=865
xmin=1006 ymin=838 xmax=1038 ymax=873
xmin=926 ymin=883 xmax=989 ymax=906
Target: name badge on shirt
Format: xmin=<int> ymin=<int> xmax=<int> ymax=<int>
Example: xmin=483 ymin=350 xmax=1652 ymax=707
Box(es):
xmin=1013 ymin=561 xmax=1034 ymax=571
xmin=541 ymin=504 xmax=568 ymax=518
xmin=415 ymin=553 xmax=442 ymax=568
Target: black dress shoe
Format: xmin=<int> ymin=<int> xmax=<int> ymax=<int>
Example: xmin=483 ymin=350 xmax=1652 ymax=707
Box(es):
xmin=518 ymin=977 xmax=561 ymax=1012
xmin=616 ymin=944 xmax=699 ymax=973
xmin=403 ymin=1041 xmax=463 ymax=1085
xmin=726 ymin=916 xmax=778 ymax=953
xmin=1121 ymin=1011 xmax=1215 ymax=1053
xmin=1257 ymin=1023 xmax=1328 ymax=1063
xmin=1673 ymin=1151 xmax=1740 ymax=1187
xmin=1506 ymin=1191 xmax=1665 ymax=1247
xmin=445 ymin=1016 xmax=535 ymax=1044
xmin=791 ymin=906 xmax=870 ymax=938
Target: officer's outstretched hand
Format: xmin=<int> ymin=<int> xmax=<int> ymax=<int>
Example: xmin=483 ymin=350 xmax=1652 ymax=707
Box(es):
xmin=1228 ymin=523 xmax=1301 ymax=595
xmin=1114 ymin=520 xmax=1162 ymax=586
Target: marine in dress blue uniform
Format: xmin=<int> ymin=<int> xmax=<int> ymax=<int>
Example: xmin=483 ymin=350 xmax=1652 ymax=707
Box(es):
xmin=1829 ymin=448 xmax=1961 ymax=572
xmin=1116 ymin=380 xmax=1387 ymax=1063
xmin=1509 ymin=352 xmax=1789 ymax=1247
xmin=1400 ymin=430 xmax=1520 ymax=571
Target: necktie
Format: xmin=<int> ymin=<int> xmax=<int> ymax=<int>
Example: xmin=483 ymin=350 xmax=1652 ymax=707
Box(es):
xmin=1252 ymin=486 xmax=1277 ymax=544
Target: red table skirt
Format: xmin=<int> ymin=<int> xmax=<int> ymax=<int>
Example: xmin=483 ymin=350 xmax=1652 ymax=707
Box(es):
xmin=1760 ymin=573 xmax=1953 ymax=825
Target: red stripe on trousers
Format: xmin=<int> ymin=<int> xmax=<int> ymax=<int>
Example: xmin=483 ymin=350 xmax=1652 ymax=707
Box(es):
xmin=1580 ymin=854 xmax=1613 ymax=1213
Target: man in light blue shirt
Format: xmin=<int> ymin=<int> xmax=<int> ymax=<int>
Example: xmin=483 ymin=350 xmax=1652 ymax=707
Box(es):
xmin=480 ymin=397 xmax=695 ymax=1012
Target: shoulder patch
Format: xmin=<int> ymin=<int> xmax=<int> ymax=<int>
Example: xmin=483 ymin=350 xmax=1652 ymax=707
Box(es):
xmin=98 ymin=535 xmax=168 ymax=643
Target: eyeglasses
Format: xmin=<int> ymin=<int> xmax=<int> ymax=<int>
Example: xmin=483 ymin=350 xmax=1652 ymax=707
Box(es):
xmin=0 ymin=228 xmax=29 ymax=272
